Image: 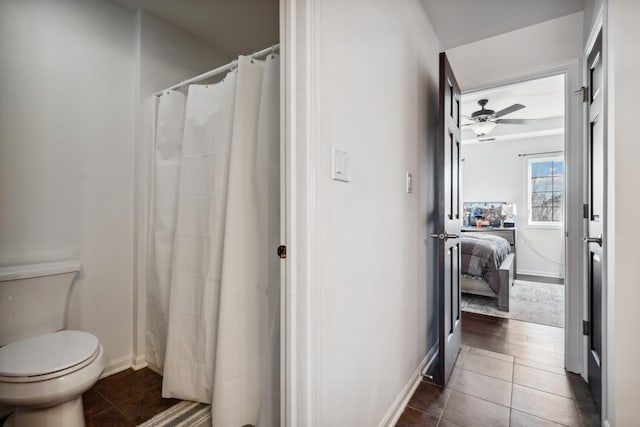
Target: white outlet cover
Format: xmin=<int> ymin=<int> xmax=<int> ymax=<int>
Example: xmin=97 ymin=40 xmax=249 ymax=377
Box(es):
xmin=332 ymin=147 xmax=349 ymax=182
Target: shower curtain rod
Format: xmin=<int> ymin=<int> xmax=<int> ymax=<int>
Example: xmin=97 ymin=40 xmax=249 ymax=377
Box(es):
xmin=154 ymin=43 xmax=280 ymax=96
xmin=518 ymin=150 xmax=563 ymax=157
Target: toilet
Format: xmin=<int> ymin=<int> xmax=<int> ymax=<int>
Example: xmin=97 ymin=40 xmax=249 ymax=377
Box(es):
xmin=0 ymin=261 xmax=105 ymax=427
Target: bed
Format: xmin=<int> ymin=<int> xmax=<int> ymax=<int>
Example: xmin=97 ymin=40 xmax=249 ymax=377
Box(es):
xmin=461 ymin=233 xmax=515 ymax=311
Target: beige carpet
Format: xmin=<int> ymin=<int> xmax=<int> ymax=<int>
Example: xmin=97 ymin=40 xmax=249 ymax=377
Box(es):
xmin=461 ymin=279 xmax=564 ymax=327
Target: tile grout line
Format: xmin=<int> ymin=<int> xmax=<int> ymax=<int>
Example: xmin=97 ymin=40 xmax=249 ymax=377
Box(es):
xmin=86 ymin=369 xmax=168 ymax=424
xmin=93 ymin=370 xmax=163 ymax=405
xmin=511 ymin=381 xmax=573 ymax=400
xmin=435 ymin=347 xmax=463 ymax=427
xmin=94 ymin=388 xmax=118 ymax=407
xmin=461 ymin=366 xmax=512 ymax=383
xmin=465 ymin=347 xmax=577 ymax=426
xmin=114 ymin=384 xmax=168 ymax=423
xmin=509 ymin=385 xmax=577 ymax=426
xmin=455 ymin=366 xmax=513 ymax=386
xmin=113 ymin=405 xmax=137 ymax=424
xmin=508 ymin=405 xmax=574 ymax=427
xmin=467 ymin=348 xmax=516 ymax=362
xmin=86 ymin=405 xmax=117 ymax=422
xmin=413 ymin=377 xmax=575 ymax=427
xmin=452 ymin=387 xmax=511 ymax=410
xmin=440 ymin=348 xmax=517 ymax=425
xmin=92 ymin=370 xmax=136 ymax=406
xmin=459 ymin=315 xmax=593 ymax=427
xmin=436 ymin=382 xmax=454 ymax=427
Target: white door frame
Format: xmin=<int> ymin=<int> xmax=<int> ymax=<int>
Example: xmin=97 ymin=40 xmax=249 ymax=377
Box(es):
xmin=281 ymin=0 xmax=316 ymax=425
xmin=459 ymin=59 xmax=585 ymax=375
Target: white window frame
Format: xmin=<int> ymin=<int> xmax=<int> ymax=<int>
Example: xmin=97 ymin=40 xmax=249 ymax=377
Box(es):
xmin=527 ymin=156 xmax=564 ymax=227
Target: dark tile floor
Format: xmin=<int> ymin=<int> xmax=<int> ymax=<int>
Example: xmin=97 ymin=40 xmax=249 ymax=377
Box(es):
xmin=83 ymin=367 xmax=179 ymax=426
xmin=396 ymin=312 xmax=600 ymax=427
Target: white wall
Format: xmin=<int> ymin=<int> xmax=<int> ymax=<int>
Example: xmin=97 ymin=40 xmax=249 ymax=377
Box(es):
xmin=132 ymin=10 xmax=230 ymax=367
xmin=446 ymin=12 xmax=584 ymax=91
xmin=608 ymin=0 xmax=640 ymax=425
xmin=0 ymin=0 xmax=136 ymax=372
xmin=462 ymin=136 xmax=565 ymax=277
xmin=137 ymin=12 xmax=230 ymax=99
xmin=306 ymin=1 xmax=441 ymax=425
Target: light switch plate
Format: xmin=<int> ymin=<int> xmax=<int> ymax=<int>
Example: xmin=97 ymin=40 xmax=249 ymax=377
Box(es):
xmin=332 ymin=147 xmax=349 ymax=182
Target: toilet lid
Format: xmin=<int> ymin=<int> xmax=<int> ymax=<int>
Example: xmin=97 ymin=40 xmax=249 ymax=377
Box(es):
xmin=0 ymin=330 xmax=99 ymax=377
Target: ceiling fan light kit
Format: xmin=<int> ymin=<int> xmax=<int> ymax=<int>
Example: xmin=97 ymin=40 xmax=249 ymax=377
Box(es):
xmin=464 ymin=98 xmax=530 ymax=137
xmin=471 ymin=120 xmax=497 ymax=136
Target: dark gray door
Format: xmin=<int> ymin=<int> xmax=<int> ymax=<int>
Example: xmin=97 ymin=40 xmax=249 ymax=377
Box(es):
xmin=585 ymin=29 xmax=603 ymax=413
xmin=433 ymin=52 xmax=462 ymax=387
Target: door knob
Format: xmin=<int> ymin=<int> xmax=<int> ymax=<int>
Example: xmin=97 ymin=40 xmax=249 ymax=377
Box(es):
xmin=430 ymin=233 xmax=460 ymax=240
xmin=583 ymin=235 xmax=602 ymax=246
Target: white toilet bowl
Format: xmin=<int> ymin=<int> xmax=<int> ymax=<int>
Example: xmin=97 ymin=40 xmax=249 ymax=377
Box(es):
xmin=0 ymin=330 xmax=105 ymax=427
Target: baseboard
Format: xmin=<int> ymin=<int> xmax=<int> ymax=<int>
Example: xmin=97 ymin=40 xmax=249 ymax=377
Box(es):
xmin=100 ymin=353 xmax=151 ymax=379
xmin=517 ymin=269 xmax=564 ymax=279
xmin=146 ymin=361 xmax=163 ymax=375
xmin=378 ymin=353 xmax=429 ymax=427
xmin=517 ymin=273 xmax=565 ymax=285
xmin=131 ymin=353 xmax=148 ymax=370
xmin=100 ymin=354 xmax=135 ymax=379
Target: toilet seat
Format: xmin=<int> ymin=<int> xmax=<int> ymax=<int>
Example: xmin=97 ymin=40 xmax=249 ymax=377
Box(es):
xmin=0 ymin=330 xmax=100 ymax=383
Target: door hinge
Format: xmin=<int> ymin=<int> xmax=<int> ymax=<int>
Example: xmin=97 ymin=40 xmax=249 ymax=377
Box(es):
xmin=575 ymin=86 xmax=588 ymax=103
xmin=277 ymin=245 xmax=287 ymax=259
xmin=583 ymin=320 xmax=590 ymax=336
xmin=583 ymin=203 xmax=589 ymax=219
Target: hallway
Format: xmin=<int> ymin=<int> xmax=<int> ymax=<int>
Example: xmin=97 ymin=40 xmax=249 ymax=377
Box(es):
xmin=397 ymin=312 xmax=599 ymax=426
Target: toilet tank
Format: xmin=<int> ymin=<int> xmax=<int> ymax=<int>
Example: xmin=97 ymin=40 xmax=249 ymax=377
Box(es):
xmin=0 ymin=260 xmax=82 ymax=347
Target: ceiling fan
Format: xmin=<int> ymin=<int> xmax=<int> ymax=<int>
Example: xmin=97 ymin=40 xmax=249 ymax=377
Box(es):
xmin=463 ymin=99 xmax=534 ymax=137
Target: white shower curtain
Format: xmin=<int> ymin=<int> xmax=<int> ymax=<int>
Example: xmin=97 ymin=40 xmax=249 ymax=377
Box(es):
xmin=148 ymin=54 xmax=280 ymax=426
xmin=147 ymin=90 xmax=186 ymax=370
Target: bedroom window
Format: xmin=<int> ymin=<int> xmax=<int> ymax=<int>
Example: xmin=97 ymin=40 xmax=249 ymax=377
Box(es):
xmin=528 ymin=157 xmax=564 ymax=225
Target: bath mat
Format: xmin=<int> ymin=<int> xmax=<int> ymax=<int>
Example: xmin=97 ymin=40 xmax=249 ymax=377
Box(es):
xmin=461 ymin=279 xmax=564 ymax=327
xmin=137 ymin=401 xmax=211 ymax=427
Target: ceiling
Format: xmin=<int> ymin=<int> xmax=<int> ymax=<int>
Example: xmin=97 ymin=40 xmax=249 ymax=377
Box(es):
xmin=421 ymin=0 xmax=585 ymax=49
xmin=114 ymin=0 xmax=585 ymax=59
xmin=114 ymin=0 xmax=279 ymax=57
xmin=461 ymin=74 xmax=565 ymax=143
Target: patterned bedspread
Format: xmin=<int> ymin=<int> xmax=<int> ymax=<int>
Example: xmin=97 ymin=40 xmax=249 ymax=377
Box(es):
xmin=461 ymin=233 xmax=511 ymax=294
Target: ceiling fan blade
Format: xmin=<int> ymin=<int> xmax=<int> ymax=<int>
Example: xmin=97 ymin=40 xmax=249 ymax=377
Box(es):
xmin=495 ymin=118 xmax=536 ymax=125
xmin=494 ymin=103 xmax=525 ymax=118
xmin=461 ymin=122 xmax=474 ymax=127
